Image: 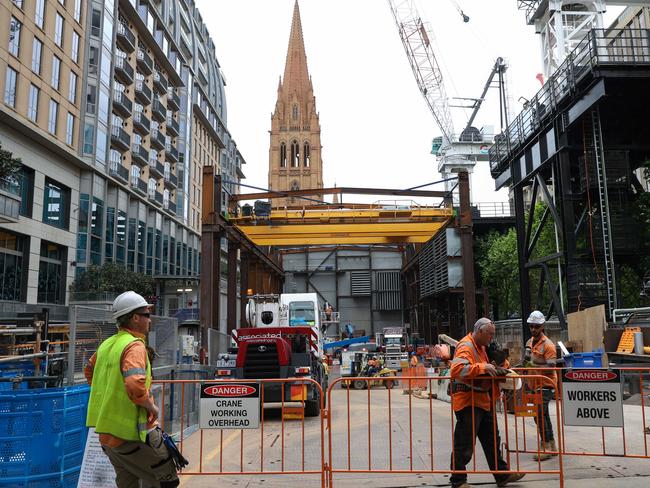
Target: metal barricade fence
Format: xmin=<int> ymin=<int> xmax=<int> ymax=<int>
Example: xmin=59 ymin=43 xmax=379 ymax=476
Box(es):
xmin=327 ymin=373 xmax=562 ymax=487
xmin=152 ymin=378 xmax=326 ymax=487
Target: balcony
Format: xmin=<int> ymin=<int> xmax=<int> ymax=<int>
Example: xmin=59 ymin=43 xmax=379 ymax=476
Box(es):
xmin=166 ymin=116 xmax=179 ymax=137
xmin=132 ymin=111 xmax=151 ymax=134
xmin=108 ymin=159 xmax=129 ymax=183
xmin=116 ymin=21 xmax=135 ymax=53
xmin=164 ymin=200 xmax=177 ymax=215
xmin=114 ymin=56 xmax=134 ymax=85
xmin=150 ymin=160 xmax=165 ymax=178
xmin=110 ymin=125 xmax=131 ymax=151
xmin=148 ymin=189 xmax=164 ymax=207
xmin=112 ymin=90 xmax=132 ymax=118
xmin=0 ymin=179 xmax=21 ymax=223
xmin=167 ymin=89 xmax=180 ymax=110
xmin=131 ymin=143 xmax=148 ymax=166
xmin=150 ymin=128 xmax=165 ymax=150
xmin=134 ymin=79 xmax=152 ymax=105
xmin=163 ymin=171 xmax=178 ymax=189
xmin=166 ymin=144 xmax=179 ymax=163
xmin=136 ymin=47 xmax=153 ymax=75
xmin=153 ymin=70 xmax=168 ymax=94
xmin=131 ymin=177 xmax=148 ymax=196
xmin=152 ymin=100 xmax=166 ymax=122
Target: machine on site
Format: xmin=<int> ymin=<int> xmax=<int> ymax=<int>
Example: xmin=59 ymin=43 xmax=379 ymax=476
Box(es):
xmin=376 ymin=326 xmax=409 ymax=370
xmin=217 ymin=293 xmax=327 ymax=417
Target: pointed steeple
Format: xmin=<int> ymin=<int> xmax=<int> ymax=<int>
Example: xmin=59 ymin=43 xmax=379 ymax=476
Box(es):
xmin=282 ymin=1 xmax=311 ymax=96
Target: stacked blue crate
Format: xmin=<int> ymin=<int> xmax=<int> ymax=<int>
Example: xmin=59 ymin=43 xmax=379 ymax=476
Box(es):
xmin=0 ymin=384 xmax=90 ymax=487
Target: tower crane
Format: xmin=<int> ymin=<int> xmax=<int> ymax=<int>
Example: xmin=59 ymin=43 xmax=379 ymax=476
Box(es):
xmin=387 ymin=0 xmax=509 ymax=195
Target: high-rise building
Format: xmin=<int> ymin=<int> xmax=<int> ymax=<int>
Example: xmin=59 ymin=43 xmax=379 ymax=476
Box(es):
xmin=0 ymin=0 xmax=244 ymax=317
xmin=268 ymin=1 xmax=323 ymax=208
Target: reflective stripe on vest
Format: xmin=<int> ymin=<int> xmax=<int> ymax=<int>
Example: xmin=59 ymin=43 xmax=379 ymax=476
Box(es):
xmin=452 ymin=339 xmax=489 ymax=392
xmin=86 ymin=330 xmax=151 ymax=442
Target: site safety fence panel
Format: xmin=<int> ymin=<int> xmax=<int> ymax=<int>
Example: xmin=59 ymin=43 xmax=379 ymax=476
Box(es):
xmin=326 ymin=374 xmax=562 ymax=488
xmin=152 ymin=378 xmax=326 ymax=487
xmin=509 ymin=367 xmax=650 ymax=460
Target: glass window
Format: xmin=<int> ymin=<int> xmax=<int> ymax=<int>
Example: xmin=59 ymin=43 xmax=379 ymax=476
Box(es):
xmin=71 ymin=31 xmax=80 ymax=63
xmin=42 ymin=178 xmax=70 ymax=229
xmin=51 ymin=56 xmax=61 ymax=90
xmin=58 ymin=0 xmax=65 ymax=5
xmin=65 ymin=112 xmax=74 ymax=145
xmin=83 ymin=123 xmax=94 ymax=153
xmin=98 ymin=89 xmax=109 ymax=123
xmin=8 ymin=17 xmax=21 ymax=57
xmin=27 ymin=84 xmax=39 ymax=122
xmin=288 ymin=301 xmax=316 ymax=326
xmin=4 ymin=67 xmax=17 ymax=108
xmin=68 ymin=71 xmax=77 ymax=103
xmin=0 ymin=230 xmax=25 ymax=301
xmin=48 ymin=98 xmax=58 ymax=134
xmin=105 ymin=207 xmax=114 ymax=260
xmin=54 ymin=14 xmax=64 ymax=47
xmin=35 ymin=0 xmax=45 ymax=29
xmin=74 ymin=0 xmax=82 ymax=23
xmin=32 ymin=38 xmax=43 ymax=75
xmin=91 ymin=9 xmax=101 ymax=37
xmin=38 ymin=241 xmax=64 ymax=304
xmin=88 ymin=45 xmax=99 ymax=75
xmin=116 ymin=210 xmax=126 ymax=265
xmin=96 ymin=128 xmax=106 ymax=164
xmin=91 ymin=197 xmax=103 ymax=237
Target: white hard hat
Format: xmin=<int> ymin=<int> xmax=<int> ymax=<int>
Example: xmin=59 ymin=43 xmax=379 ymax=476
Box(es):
xmin=527 ymin=310 xmax=545 ymax=325
xmin=112 ymin=291 xmax=151 ymax=320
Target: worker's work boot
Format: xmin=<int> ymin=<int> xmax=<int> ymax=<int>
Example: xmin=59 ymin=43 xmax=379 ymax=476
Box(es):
xmin=533 ymin=440 xmax=558 ymax=461
xmin=496 ymin=473 xmax=526 ymax=487
xmin=451 ymin=483 xmax=471 ymax=488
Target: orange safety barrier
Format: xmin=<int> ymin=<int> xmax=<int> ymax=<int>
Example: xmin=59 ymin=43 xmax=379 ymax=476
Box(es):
xmin=328 ymin=373 xmax=562 ymax=488
xmin=151 ymin=377 xmax=326 ymax=487
xmin=401 ymin=364 xmax=428 ymax=391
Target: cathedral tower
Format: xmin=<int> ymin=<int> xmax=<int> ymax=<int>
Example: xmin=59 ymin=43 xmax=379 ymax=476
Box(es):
xmin=268 ymin=1 xmax=323 ymax=207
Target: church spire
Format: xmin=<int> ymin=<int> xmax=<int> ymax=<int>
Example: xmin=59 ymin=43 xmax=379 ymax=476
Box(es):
xmin=282 ymin=0 xmax=311 ymax=95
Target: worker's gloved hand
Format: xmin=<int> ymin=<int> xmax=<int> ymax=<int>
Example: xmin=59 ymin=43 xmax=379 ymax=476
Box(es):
xmin=493 ymin=366 xmax=509 ymax=376
xmin=531 ymin=355 xmax=547 ymax=366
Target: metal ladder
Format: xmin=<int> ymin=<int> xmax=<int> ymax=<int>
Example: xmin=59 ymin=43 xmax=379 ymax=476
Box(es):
xmin=590 ymin=107 xmax=617 ymax=316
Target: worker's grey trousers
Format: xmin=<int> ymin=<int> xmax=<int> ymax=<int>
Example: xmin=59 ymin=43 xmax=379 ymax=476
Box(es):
xmin=102 ymin=428 xmax=179 ymax=488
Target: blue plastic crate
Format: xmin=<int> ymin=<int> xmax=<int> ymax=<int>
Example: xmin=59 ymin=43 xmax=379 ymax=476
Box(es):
xmin=564 ymin=351 xmax=603 ymax=368
xmin=0 ymin=385 xmax=89 ymax=480
xmin=0 ymin=466 xmax=80 ymax=487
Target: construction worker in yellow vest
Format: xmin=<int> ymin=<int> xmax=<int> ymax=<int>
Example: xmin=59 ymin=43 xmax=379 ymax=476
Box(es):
xmin=86 ymin=291 xmax=179 ymax=488
xmin=524 ymin=310 xmax=558 ymax=461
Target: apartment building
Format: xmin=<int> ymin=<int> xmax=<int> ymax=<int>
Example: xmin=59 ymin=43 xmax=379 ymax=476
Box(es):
xmin=0 ymin=0 xmax=244 ymax=316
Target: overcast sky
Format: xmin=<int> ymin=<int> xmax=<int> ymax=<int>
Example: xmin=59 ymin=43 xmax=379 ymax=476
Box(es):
xmin=197 ymin=0 xmax=624 ymax=205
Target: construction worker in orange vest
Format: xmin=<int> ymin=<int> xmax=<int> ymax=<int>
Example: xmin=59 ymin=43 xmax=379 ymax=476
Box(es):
xmin=524 ymin=310 xmax=558 ymax=461
xmin=449 ymin=317 xmax=525 ymax=488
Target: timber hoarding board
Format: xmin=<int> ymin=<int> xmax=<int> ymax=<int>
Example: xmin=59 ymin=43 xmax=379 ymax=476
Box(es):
xmin=561 ymin=369 xmax=624 ymax=427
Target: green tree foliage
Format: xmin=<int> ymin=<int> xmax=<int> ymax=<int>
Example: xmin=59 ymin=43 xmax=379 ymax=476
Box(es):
xmin=71 ymin=262 xmax=154 ymax=297
xmin=0 ymin=142 xmax=21 ymax=182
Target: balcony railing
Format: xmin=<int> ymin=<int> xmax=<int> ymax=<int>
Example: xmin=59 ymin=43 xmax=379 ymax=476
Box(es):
xmin=152 ymin=100 xmax=166 ymax=122
xmin=110 ymin=125 xmax=131 ymax=151
xmin=135 ymin=79 xmax=152 ymax=105
xmin=166 ymin=116 xmax=179 ymax=136
xmin=153 ymin=70 xmax=168 ymax=94
xmin=148 ymin=189 xmax=164 ymax=206
xmin=150 ymin=128 xmax=165 ymax=150
xmin=136 ymin=47 xmax=153 ymax=75
xmin=164 ymin=200 xmax=177 ymax=215
xmin=167 ymin=89 xmax=180 ymax=110
xmin=164 ymin=171 xmax=178 ymax=189
xmin=109 ymin=159 xmax=129 ymax=183
xmin=132 ymin=111 xmax=151 ymax=134
xmin=114 ymin=56 xmax=134 ymax=85
xmin=150 ymin=160 xmax=165 ymax=178
xmin=116 ymin=21 xmax=135 ymax=53
xmin=131 ymin=143 xmax=148 ymax=166
xmin=112 ymin=90 xmax=132 ymax=117
xmin=131 ymin=177 xmax=148 ymax=195
xmin=166 ymin=144 xmax=179 ymax=163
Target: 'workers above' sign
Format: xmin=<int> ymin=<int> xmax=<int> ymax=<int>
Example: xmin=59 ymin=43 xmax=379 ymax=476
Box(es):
xmin=199 ymin=383 xmax=260 ymax=429
xmin=561 ymin=369 xmax=624 ymax=428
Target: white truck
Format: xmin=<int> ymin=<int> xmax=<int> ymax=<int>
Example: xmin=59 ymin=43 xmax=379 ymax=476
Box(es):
xmin=378 ymin=327 xmax=409 ymax=370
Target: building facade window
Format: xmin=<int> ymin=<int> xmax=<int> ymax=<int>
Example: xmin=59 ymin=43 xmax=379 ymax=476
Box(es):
xmin=35 ymin=0 xmax=45 ymax=29
xmin=83 ymin=123 xmax=94 ymax=153
xmin=74 ymin=0 xmax=82 ymax=23
xmin=51 ymin=56 xmax=61 ymax=90
xmin=68 ymin=71 xmax=77 ymax=102
xmin=291 ymin=140 xmax=299 ymax=167
xmin=42 ymin=178 xmax=70 ymax=229
xmin=12 ymin=1 xmax=24 ymax=10
xmin=32 ymin=38 xmax=43 ymax=75
xmin=48 ymin=99 xmax=58 ymax=134
xmin=65 ymin=112 xmax=74 ymax=145
xmin=280 ymin=142 xmax=286 ymax=167
xmin=0 ymin=230 xmax=25 ymax=301
xmin=8 ymin=17 xmax=21 ymax=57
xmin=4 ymin=67 xmax=17 ymax=108
xmin=71 ymin=31 xmax=80 ymax=63
xmin=303 ymin=142 xmax=310 ymax=167
xmin=54 ymin=14 xmax=64 ymax=47
xmin=17 ymin=166 xmax=34 ymax=217
xmin=27 ymin=84 xmax=39 ymax=122
xmin=105 ymin=207 xmax=115 ymax=261
xmin=38 ymin=241 xmax=65 ymax=304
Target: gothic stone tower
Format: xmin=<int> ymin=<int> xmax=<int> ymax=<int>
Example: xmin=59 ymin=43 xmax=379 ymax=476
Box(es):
xmin=269 ymin=1 xmax=323 ymax=207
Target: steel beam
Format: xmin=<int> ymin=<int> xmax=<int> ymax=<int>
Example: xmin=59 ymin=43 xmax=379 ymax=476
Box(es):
xmin=229 ymin=186 xmax=449 ymax=201
xmin=458 ymin=171 xmax=477 ymax=331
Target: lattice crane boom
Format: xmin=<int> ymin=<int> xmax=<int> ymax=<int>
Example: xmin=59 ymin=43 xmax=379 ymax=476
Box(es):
xmin=388 ymin=0 xmax=455 ymax=148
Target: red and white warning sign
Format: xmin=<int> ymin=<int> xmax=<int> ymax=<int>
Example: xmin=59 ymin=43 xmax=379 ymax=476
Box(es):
xmin=561 ymin=369 xmax=624 ymax=427
xmin=199 ymin=383 xmax=260 ymax=429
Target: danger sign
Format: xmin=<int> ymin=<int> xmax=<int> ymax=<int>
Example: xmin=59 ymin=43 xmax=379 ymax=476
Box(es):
xmin=199 ymin=382 xmax=260 ymax=429
xmin=561 ymin=369 xmax=623 ymax=427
